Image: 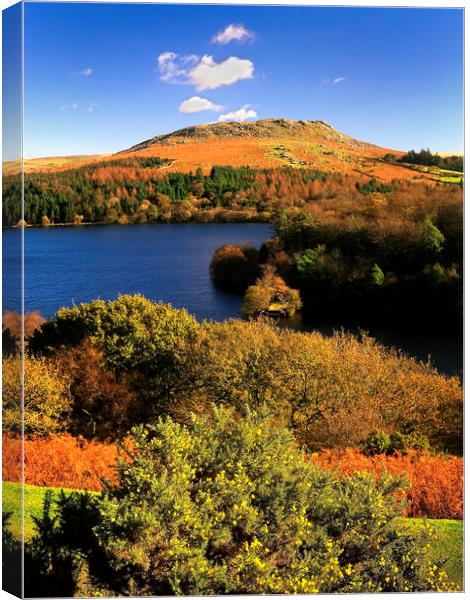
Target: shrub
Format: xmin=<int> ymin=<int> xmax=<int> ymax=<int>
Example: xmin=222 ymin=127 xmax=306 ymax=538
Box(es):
xmin=29 ymin=294 xmax=200 ymax=415
xmin=361 ymin=429 xmax=391 ymax=456
xmin=199 ymin=323 xmax=462 ymax=453
xmin=370 ymin=263 xmax=385 ymax=286
xmin=389 ymin=431 xmax=431 ymax=455
xmin=361 ymin=430 xmax=431 ymax=457
xmin=295 ymin=248 xmax=319 ymax=277
xmin=2 ymin=355 xmax=71 ymax=436
xmin=27 ymin=408 xmax=455 ymax=595
xmin=423 ymin=216 xmax=445 ymax=255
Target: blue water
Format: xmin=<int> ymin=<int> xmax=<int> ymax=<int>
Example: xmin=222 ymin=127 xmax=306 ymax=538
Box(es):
xmin=5 ymin=223 xmax=272 ymax=320
xmin=2 ymin=223 xmax=462 ymax=376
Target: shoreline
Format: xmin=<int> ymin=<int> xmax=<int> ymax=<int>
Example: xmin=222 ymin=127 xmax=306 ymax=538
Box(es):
xmin=2 ymin=218 xmax=272 ymax=230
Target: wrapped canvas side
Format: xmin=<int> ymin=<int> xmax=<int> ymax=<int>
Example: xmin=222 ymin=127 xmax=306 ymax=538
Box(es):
xmin=2 ymin=2 xmax=24 ymax=598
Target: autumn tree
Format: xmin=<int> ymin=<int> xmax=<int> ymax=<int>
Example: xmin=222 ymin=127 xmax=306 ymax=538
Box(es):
xmin=3 ymin=355 xmax=71 ymax=436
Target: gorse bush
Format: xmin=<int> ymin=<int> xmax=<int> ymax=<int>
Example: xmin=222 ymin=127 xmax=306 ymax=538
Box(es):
xmin=4 ymin=432 xmax=462 ymax=521
xmin=26 ymin=407 xmax=455 ymax=595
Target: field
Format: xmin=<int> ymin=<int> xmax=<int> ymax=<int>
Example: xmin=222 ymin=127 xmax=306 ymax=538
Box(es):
xmin=2 ymin=481 xmax=463 ymax=589
xmin=2 ymin=481 xmax=97 ymax=541
xmin=2 ymin=154 xmax=109 ymax=176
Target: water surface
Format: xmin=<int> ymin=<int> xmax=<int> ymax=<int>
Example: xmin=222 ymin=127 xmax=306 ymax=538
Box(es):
xmin=2 ymin=223 xmax=462 ymax=376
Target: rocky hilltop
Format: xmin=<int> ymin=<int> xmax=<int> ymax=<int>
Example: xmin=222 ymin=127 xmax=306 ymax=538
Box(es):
xmin=125 ymin=118 xmax=377 ymax=152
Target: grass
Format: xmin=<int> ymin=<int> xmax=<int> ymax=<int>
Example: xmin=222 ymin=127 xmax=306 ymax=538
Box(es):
xmin=2 ymin=482 xmax=463 ymax=589
xmin=403 ymin=518 xmax=463 ymax=589
xmin=2 ymin=481 xmax=97 ymax=541
xmin=439 ymin=176 xmax=463 ymax=184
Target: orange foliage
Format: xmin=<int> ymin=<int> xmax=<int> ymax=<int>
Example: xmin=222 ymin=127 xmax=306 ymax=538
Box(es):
xmin=312 ymin=448 xmax=463 ymax=520
xmin=2 ymin=433 xmax=462 ymax=520
xmin=3 ymin=310 xmax=45 ymax=340
xmin=2 ymin=434 xmax=118 ymax=491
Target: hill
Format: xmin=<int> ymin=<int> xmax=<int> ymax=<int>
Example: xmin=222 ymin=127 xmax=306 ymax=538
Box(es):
xmin=120 ymin=118 xmax=417 ymax=182
xmin=4 ymin=118 xmax=455 ymax=183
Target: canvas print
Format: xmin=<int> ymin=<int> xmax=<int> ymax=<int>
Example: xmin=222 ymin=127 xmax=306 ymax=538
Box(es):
xmin=2 ymin=1 xmax=464 ymax=597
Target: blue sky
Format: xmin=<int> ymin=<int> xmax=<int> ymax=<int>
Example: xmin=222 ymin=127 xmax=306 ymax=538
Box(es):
xmin=20 ymin=2 xmax=463 ymax=158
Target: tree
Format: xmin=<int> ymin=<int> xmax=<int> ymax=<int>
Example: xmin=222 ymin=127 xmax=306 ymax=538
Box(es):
xmin=242 ymin=271 xmax=301 ymax=317
xmin=210 ymin=244 xmax=260 ymax=293
xmin=29 ymin=295 xmax=200 ymax=415
xmin=296 ymin=248 xmax=319 ymax=278
xmin=371 ymin=263 xmax=385 ymax=286
xmin=3 ymin=355 xmax=71 ymax=436
xmin=423 ymin=216 xmax=445 ymax=255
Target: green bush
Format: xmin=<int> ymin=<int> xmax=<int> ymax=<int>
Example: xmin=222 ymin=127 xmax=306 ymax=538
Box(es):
xmin=389 ymin=431 xmax=431 ymax=455
xmin=423 ymin=216 xmax=445 ymax=255
xmin=362 ymin=429 xmax=431 ymax=456
xmin=27 ymin=408 xmax=455 ymax=595
xmin=28 ymin=294 xmax=200 ymax=413
xmin=361 ymin=429 xmax=391 ymax=456
xmin=371 ymin=263 xmax=385 ymax=286
xmin=296 ymin=248 xmax=319 ymax=277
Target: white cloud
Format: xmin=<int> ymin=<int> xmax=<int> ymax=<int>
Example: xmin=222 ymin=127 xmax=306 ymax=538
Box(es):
xmin=212 ymin=23 xmax=254 ymax=45
xmin=323 ymin=76 xmax=346 ymax=85
xmin=218 ymin=105 xmax=257 ymax=122
xmin=179 ymin=96 xmax=223 ymax=113
xmin=158 ymin=52 xmax=254 ymax=91
xmin=189 ymin=55 xmax=254 ymax=91
xmin=59 ymin=102 xmax=96 ymax=113
xmin=72 ymin=68 xmax=92 ymax=76
xmin=157 ymin=52 xmax=198 ymax=84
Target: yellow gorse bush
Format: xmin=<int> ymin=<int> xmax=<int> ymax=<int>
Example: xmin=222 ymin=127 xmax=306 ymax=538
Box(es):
xmin=29 ymin=406 xmax=456 ymax=595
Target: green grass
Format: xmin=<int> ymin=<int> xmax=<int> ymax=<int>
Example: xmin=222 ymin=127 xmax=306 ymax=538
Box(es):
xmin=439 ymin=168 xmax=464 ymax=176
xmin=2 ymin=482 xmax=463 ymax=589
xmin=2 ymin=481 xmax=97 ymax=541
xmin=403 ymin=518 xmax=463 ymax=589
xmin=439 ymin=176 xmax=463 ymax=184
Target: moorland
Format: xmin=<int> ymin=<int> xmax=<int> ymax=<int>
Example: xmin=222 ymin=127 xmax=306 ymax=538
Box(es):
xmin=2 ymin=118 xmax=463 ymax=595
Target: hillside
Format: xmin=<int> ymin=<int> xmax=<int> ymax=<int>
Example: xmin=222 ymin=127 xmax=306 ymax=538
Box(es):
xmin=120 ymin=118 xmax=417 ymax=182
xmin=4 ymin=118 xmax=455 ymax=183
